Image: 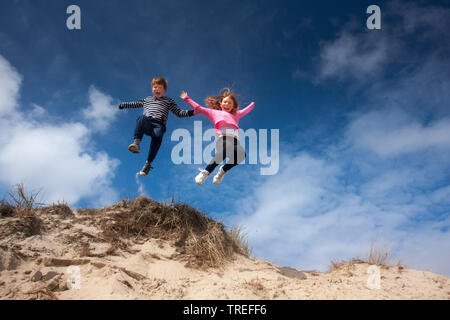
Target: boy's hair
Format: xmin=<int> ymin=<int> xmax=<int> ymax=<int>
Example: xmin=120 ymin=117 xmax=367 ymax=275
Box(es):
xmin=205 ymin=88 xmax=239 ymax=114
xmin=151 ymin=77 xmax=168 ymax=90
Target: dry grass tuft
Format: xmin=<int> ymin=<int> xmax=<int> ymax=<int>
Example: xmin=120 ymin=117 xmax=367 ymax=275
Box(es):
xmin=328 ymin=242 xmax=397 ymax=272
xmin=10 ymin=213 xmax=43 ymax=238
xmin=366 ymin=242 xmax=392 ymax=266
xmin=99 ymin=196 xmax=243 ymax=268
xmin=76 ymin=208 xmax=102 ymax=216
xmin=1 ymin=192 xmax=249 ymax=269
xmin=7 ymin=183 xmax=43 ymax=215
xmin=40 ymin=202 xmax=74 ymax=216
xmin=0 ymin=184 xmax=44 ymax=237
xmin=0 ymin=199 xmax=16 ymax=218
xmin=244 ymin=278 xmax=266 ymax=295
xmin=228 ymin=224 xmax=251 ymax=256
xmin=329 ymin=259 xmax=350 ymax=272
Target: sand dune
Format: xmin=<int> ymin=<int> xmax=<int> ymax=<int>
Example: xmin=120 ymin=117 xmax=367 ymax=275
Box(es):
xmin=0 ymin=197 xmax=449 ymax=300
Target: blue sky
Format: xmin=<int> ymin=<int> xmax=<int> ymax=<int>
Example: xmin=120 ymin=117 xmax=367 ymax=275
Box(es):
xmin=1 ymin=0 xmax=450 ymax=276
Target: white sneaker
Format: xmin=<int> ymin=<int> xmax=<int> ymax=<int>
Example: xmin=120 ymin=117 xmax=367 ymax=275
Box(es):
xmin=213 ymin=166 xmax=226 ymax=184
xmin=195 ymin=169 xmax=210 ymax=186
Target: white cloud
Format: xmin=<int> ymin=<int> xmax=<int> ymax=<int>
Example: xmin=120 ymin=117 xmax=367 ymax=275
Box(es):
xmin=234 ymin=14 xmax=450 ymax=271
xmin=231 ymin=150 xmax=450 ymax=276
xmin=0 ymin=122 xmax=119 ymax=205
xmin=397 ymin=219 xmax=450 ymax=275
xmin=346 ymin=109 xmax=450 ymax=157
xmin=316 ymin=1 xmax=450 ymax=88
xmin=0 ymin=55 xmax=120 ymax=207
xmin=318 ymin=31 xmax=389 ymax=82
xmin=250 ymin=1 xmax=450 ymax=276
xmin=82 ymin=85 xmax=118 ymax=133
xmin=431 ymin=186 xmax=450 ymax=204
xmin=0 ymin=55 xmax=22 ymax=117
xmin=367 ymin=54 xmax=450 ymax=119
xmin=30 ymin=103 xmax=47 ymax=118
xmin=391 ymin=0 xmax=450 ymax=42
xmin=231 ymin=154 xmax=377 ymax=268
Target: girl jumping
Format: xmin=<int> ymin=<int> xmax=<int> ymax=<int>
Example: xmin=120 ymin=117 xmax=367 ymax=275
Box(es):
xmin=180 ymin=88 xmax=255 ymax=185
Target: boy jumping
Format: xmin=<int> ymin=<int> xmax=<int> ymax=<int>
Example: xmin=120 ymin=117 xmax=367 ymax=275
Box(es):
xmin=118 ymin=77 xmax=195 ymax=176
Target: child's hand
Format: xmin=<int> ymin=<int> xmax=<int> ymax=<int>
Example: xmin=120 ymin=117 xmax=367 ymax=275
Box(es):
xmin=180 ymin=91 xmax=188 ymax=99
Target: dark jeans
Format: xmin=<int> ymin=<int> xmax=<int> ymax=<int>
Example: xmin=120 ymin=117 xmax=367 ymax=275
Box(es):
xmin=205 ymin=136 xmax=246 ymax=173
xmin=134 ymin=115 xmax=166 ymax=164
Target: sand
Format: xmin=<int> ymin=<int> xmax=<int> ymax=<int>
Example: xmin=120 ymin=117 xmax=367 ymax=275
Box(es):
xmin=0 ymin=200 xmax=449 ymax=300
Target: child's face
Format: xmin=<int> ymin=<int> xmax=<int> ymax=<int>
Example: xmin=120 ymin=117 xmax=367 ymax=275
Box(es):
xmin=221 ymin=96 xmax=235 ymax=113
xmin=152 ymin=84 xmax=166 ymax=98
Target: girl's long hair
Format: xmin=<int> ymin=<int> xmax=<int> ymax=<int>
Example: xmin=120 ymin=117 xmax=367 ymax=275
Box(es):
xmin=205 ymin=88 xmax=239 ymax=114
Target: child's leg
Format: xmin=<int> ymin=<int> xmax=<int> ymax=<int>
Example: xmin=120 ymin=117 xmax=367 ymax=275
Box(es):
xmin=205 ymin=136 xmax=226 ymax=173
xmin=196 ymin=135 xmax=225 ymax=185
xmin=205 ymin=158 xmax=221 ymax=173
xmin=133 ymin=115 xmax=147 ymax=141
xmin=146 ymin=121 xmax=166 ymax=164
xmin=129 ymin=115 xmax=148 ymax=153
xmin=222 ymin=137 xmax=246 ymax=172
xmin=211 ymin=137 xmax=244 ymax=185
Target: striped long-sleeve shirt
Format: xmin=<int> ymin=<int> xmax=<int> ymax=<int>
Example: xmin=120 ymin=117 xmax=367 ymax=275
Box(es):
xmin=119 ymin=96 xmax=194 ymax=126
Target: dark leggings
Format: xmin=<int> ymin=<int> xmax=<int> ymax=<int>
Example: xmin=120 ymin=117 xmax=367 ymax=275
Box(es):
xmin=205 ymin=136 xmax=246 ymax=173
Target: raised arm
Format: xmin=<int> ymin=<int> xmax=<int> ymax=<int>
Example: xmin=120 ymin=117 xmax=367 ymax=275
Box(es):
xmin=236 ymin=102 xmax=255 ymax=118
xmin=118 ymin=99 xmax=145 ymax=109
xmin=181 ymin=92 xmax=216 ymax=121
xmin=180 ymin=92 xmax=203 ymax=110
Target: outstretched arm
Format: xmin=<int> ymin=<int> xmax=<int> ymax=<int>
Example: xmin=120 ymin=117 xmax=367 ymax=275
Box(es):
xmin=118 ymin=99 xmax=145 ymax=109
xmin=236 ymin=102 xmax=255 ymax=118
xmin=180 ymin=91 xmax=203 ymax=109
xmin=180 ymin=92 xmax=216 ymax=121
xmin=167 ymin=95 xmax=194 ymax=118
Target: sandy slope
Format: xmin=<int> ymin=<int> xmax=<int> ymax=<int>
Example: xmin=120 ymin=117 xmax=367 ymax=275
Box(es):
xmin=0 ymin=201 xmax=449 ymax=300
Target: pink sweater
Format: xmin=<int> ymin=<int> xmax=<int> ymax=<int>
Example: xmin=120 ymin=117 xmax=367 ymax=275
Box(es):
xmin=182 ymin=95 xmax=255 ymax=137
